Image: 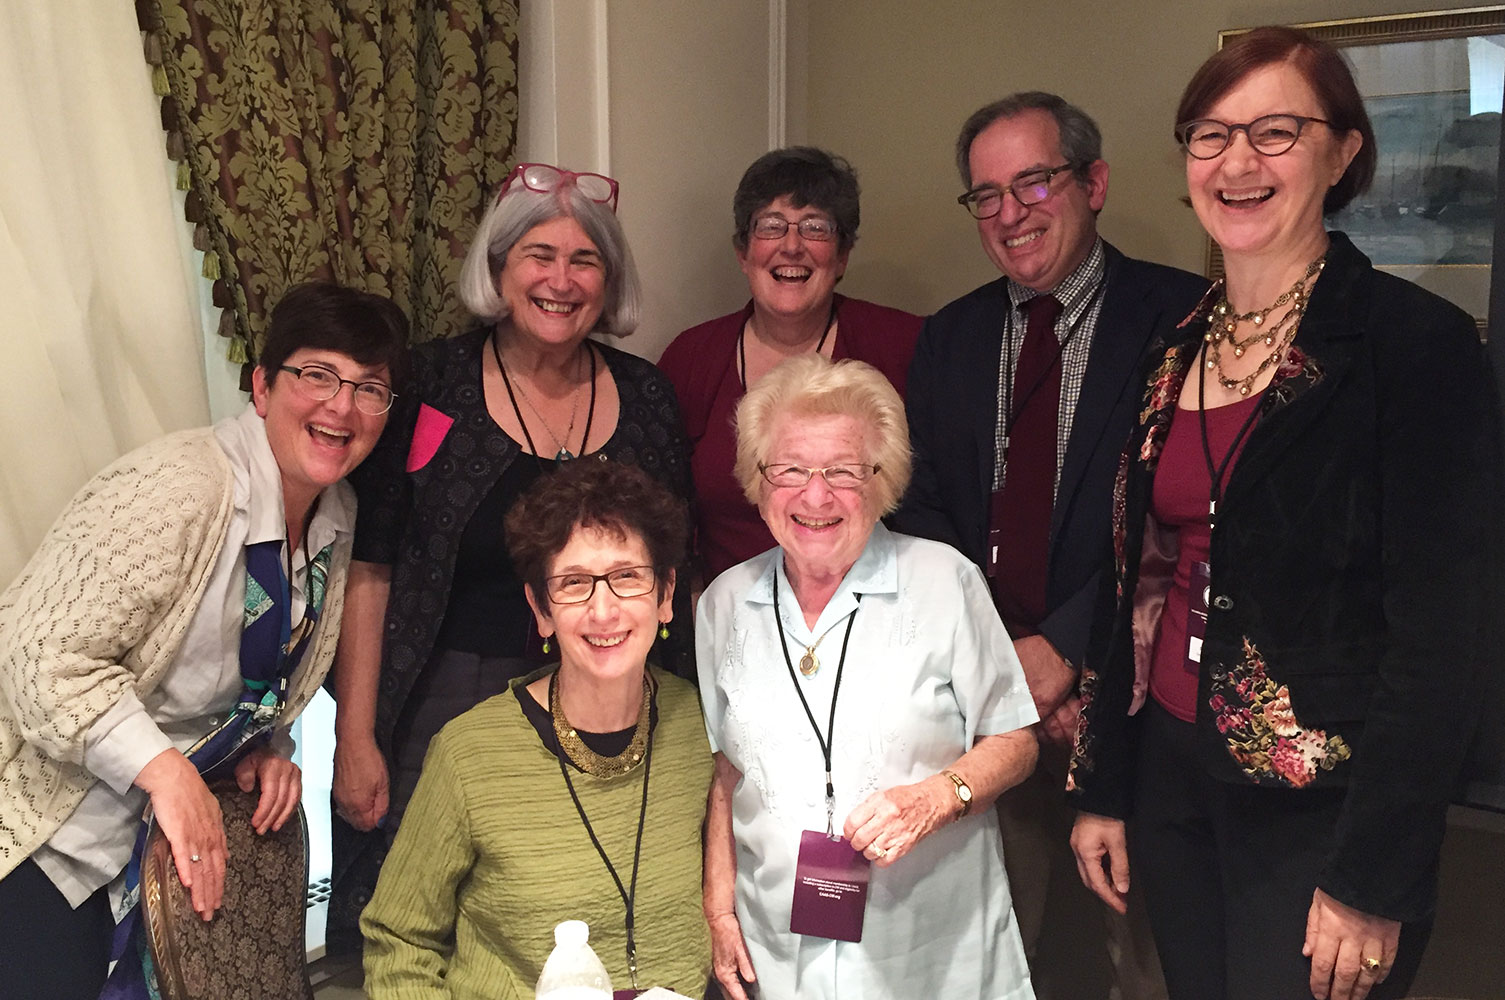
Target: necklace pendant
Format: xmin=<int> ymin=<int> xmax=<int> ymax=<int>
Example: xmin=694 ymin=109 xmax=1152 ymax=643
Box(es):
xmin=1252 ymin=313 xmax=1264 ymax=326
xmin=1239 ymin=384 xmax=1252 ymax=396
xmin=555 ymin=448 xmax=575 ymax=462
xmin=799 ymin=650 xmax=819 ymax=675
xmin=1233 ymin=345 xmax=1245 ymax=358
xmin=1205 ymin=357 xmax=1215 ymax=369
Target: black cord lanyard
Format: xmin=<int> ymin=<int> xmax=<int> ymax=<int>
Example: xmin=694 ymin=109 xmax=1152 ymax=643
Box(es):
xmin=771 ymin=573 xmax=860 ymax=837
xmin=551 ymin=671 xmax=653 ymax=990
xmin=1196 ymin=348 xmax=1264 ymax=533
xmin=493 ymin=335 xmax=598 ymax=467
xmin=737 ymin=298 xmax=840 ymax=390
xmin=1000 ymin=280 xmax=1105 ymax=463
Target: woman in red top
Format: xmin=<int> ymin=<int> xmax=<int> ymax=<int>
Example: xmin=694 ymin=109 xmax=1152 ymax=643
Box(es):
xmin=658 ymin=147 xmax=920 ymax=581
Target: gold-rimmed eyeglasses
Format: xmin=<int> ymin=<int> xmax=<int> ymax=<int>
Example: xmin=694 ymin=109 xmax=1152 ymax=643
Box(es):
xmin=759 ymin=462 xmax=880 ymax=489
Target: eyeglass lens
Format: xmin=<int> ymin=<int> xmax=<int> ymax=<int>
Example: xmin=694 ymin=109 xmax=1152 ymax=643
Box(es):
xmin=962 ymin=168 xmax=1063 ymax=219
xmin=761 ymin=463 xmax=873 ymax=488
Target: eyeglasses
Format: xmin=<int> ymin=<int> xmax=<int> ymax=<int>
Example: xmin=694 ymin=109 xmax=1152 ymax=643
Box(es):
xmin=278 ymin=365 xmax=396 ymax=415
xmin=1176 ymin=115 xmax=1332 ymax=160
xmin=750 ymin=215 xmax=839 ymax=242
xmin=497 ymin=162 xmax=620 ymax=212
xmin=545 ymin=565 xmax=658 ymax=605
xmin=759 ymin=462 xmax=880 ymax=489
xmin=957 ymin=164 xmax=1076 ymax=220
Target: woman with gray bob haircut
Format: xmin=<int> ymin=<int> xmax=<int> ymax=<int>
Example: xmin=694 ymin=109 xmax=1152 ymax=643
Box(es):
xmin=327 ymin=163 xmax=692 ymax=950
xmin=698 ymin=353 xmax=1040 ymax=999
xmin=458 ymin=172 xmax=642 ymax=335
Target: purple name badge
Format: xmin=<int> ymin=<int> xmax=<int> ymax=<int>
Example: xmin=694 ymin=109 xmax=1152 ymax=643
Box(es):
xmin=789 ymin=830 xmax=870 ymax=942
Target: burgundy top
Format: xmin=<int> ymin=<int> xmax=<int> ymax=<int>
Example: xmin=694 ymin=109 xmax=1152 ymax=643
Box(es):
xmin=1149 ymin=392 xmax=1262 ymax=722
xmin=657 ymin=294 xmax=922 ymax=580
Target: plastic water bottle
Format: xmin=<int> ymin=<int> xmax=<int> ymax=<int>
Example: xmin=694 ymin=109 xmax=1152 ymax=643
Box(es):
xmin=536 ymin=919 xmax=613 ymax=1000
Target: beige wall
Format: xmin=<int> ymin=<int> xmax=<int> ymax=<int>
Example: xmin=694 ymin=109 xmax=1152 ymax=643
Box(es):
xmin=802 ymin=0 xmax=1439 ymax=315
xmin=520 ymin=0 xmax=775 ymax=362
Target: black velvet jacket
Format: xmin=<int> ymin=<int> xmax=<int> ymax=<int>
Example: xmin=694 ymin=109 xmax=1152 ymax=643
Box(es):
xmin=1067 ymin=233 xmax=1503 ymax=923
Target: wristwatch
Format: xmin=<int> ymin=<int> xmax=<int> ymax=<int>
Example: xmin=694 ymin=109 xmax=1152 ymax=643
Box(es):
xmin=941 ymin=769 xmax=973 ymax=817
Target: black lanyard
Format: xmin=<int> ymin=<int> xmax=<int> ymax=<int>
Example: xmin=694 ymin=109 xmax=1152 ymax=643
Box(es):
xmin=771 ymin=573 xmax=860 ymax=837
xmin=1000 ymin=280 xmax=1105 ymax=463
xmin=552 ymin=672 xmax=653 ymax=990
xmin=1196 ymin=349 xmax=1264 ymax=532
xmin=738 ymin=298 xmax=839 ymax=389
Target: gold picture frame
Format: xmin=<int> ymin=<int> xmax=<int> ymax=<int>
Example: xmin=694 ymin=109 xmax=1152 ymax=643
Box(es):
xmin=1209 ymin=6 xmax=1505 ymax=335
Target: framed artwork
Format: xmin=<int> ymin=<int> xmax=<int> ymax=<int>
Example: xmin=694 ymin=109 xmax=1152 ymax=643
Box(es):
xmin=1214 ymin=7 xmax=1505 ymax=336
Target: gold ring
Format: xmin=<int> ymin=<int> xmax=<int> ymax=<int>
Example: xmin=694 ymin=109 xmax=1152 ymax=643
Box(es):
xmin=873 ymin=846 xmax=888 ymax=859
xmin=190 ymin=854 xmax=202 ymax=863
xmin=1362 ymin=956 xmax=1381 ymax=973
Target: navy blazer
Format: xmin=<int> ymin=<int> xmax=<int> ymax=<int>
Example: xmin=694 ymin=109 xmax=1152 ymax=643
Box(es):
xmin=896 ymin=242 xmax=1207 ymax=666
xmin=1067 ymin=233 xmax=1504 ymax=923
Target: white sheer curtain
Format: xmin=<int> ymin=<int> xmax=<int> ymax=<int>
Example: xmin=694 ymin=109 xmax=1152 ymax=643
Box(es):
xmin=0 ymin=4 xmax=209 ymax=585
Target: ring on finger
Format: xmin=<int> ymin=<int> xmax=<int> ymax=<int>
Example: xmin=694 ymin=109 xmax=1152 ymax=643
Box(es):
xmin=1362 ymin=956 xmax=1382 ymax=973
xmin=190 ymin=854 xmax=202 ymax=863
xmin=873 ymin=845 xmax=888 ymax=859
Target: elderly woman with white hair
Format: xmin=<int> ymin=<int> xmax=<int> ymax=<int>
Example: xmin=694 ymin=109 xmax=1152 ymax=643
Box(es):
xmin=328 ymin=163 xmax=692 ymax=948
xmin=697 ymin=354 xmax=1041 ymax=1000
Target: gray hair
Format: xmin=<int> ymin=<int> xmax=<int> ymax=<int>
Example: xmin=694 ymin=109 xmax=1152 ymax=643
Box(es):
xmin=955 ymin=91 xmax=1104 ymax=189
xmin=458 ymin=184 xmax=642 ymax=336
xmin=734 ymin=354 xmax=911 ymax=519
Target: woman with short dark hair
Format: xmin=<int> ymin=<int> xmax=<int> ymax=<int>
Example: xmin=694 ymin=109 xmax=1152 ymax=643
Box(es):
xmin=1068 ymin=26 xmax=1501 ymax=1000
xmin=362 ymin=459 xmax=712 ymax=999
xmin=0 ymin=282 xmax=406 ymax=999
xmin=659 ymin=147 xmax=921 ymax=581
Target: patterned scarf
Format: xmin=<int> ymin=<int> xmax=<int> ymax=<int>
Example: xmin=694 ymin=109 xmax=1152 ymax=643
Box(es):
xmin=100 ymin=538 xmax=331 ymax=999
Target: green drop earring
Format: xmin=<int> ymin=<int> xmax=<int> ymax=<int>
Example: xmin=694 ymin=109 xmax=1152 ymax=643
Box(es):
xmin=658 ymin=622 xmax=669 ymax=640
xmin=542 ymin=634 xmax=553 ymax=654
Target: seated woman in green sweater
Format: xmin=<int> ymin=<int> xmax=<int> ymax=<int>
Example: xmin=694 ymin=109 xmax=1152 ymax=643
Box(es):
xmin=361 ymin=459 xmax=712 ymax=999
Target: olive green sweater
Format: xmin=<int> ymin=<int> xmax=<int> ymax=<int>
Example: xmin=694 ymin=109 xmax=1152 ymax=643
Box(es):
xmin=362 ymin=667 xmax=712 ymax=999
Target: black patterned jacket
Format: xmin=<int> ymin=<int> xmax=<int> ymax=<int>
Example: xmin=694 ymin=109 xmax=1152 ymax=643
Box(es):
xmin=1066 ymin=233 xmax=1503 ymax=923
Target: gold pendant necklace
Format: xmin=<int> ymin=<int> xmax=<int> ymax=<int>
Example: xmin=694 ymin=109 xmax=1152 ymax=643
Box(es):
xmin=798 ymin=612 xmax=857 ymax=676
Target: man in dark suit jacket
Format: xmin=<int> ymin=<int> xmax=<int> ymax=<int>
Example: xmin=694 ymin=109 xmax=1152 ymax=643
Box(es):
xmin=896 ymin=92 xmax=1206 ymax=1000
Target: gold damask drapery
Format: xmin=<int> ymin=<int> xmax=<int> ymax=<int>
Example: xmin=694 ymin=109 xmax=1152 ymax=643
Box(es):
xmin=136 ymin=0 xmax=519 ymax=374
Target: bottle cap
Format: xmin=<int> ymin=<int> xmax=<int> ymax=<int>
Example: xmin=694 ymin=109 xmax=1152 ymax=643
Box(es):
xmin=554 ymin=919 xmax=589 ymax=948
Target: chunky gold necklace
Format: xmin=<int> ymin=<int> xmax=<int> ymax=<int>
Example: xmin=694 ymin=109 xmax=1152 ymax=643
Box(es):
xmin=550 ymin=670 xmax=652 ymax=778
xmin=1205 ymin=254 xmax=1324 ymax=396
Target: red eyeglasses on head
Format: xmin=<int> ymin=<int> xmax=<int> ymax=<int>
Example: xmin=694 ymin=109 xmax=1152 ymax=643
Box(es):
xmin=496 ymin=162 xmax=619 ymax=212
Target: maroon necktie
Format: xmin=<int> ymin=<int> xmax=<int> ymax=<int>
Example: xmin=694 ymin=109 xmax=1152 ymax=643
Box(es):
xmin=990 ymin=293 xmax=1064 ymax=634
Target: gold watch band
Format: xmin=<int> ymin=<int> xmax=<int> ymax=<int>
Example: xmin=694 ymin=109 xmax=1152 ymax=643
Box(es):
xmin=942 ymin=769 xmax=973 ymax=816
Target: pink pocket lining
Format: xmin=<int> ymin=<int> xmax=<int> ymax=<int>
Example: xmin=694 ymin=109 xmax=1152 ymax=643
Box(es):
xmin=406 ymin=403 xmax=454 ymax=472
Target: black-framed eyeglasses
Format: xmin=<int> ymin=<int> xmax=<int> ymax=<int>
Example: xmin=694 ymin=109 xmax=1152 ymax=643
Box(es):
xmin=1175 ymin=114 xmax=1332 ymax=160
xmin=957 ymin=163 xmax=1076 ymax=220
xmin=750 ymin=215 xmax=839 ymax=242
xmin=278 ymin=365 xmax=396 ymax=415
xmin=546 ymin=565 xmax=659 ymax=605
xmin=758 ymin=462 xmax=880 ymax=489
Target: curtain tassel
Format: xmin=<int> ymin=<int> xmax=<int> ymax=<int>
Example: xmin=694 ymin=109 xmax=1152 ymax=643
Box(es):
xmin=202 ymin=250 xmax=221 ymax=280
xmin=227 ymin=337 xmax=249 ymax=365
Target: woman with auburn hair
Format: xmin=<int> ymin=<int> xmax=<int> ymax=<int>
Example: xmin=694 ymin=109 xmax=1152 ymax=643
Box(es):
xmin=1067 ymin=26 xmax=1501 ymax=1000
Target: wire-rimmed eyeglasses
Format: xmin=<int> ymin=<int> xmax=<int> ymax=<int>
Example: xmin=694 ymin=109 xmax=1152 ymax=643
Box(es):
xmin=759 ymin=462 xmax=880 ymax=489
xmin=278 ymin=365 xmax=395 ymax=415
xmin=957 ymin=163 xmax=1076 ymax=220
xmin=1175 ymin=115 xmax=1332 ymax=160
xmin=750 ymin=215 xmax=839 ymax=242
xmin=545 ymin=565 xmax=659 ymax=605
xmin=497 ymin=162 xmax=620 ymax=212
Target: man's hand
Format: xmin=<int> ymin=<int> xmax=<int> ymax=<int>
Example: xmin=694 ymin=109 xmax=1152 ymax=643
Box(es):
xmin=1014 ymin=634 xmax=1076 ymax=718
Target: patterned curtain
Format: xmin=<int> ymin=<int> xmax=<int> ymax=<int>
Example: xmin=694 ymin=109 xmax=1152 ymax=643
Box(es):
xmin=136 ymin=0 xmax=519 ymax=378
